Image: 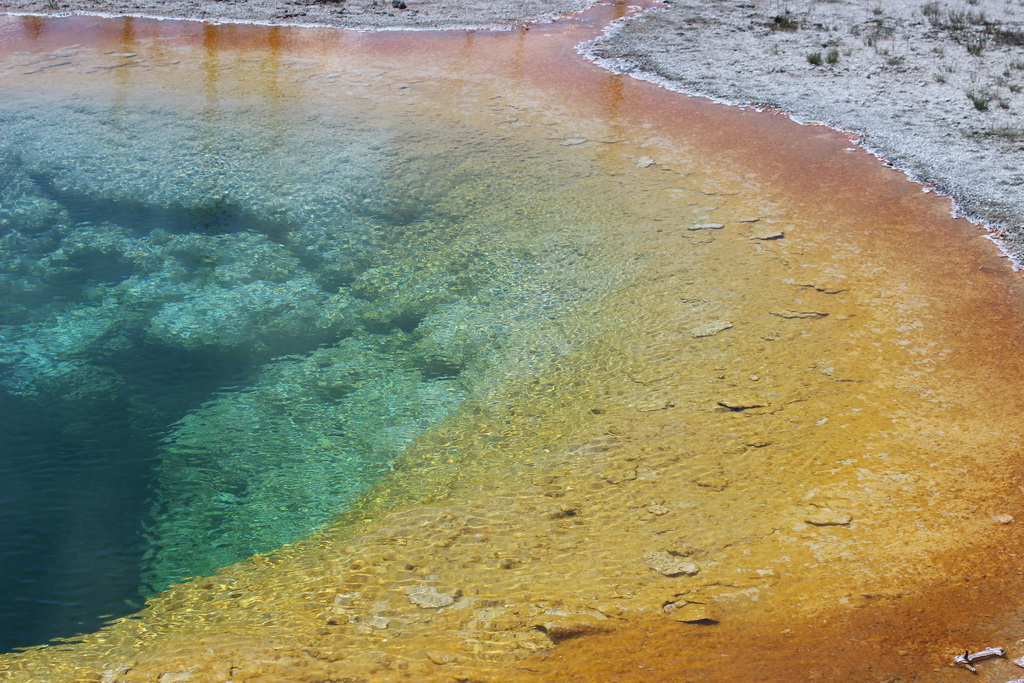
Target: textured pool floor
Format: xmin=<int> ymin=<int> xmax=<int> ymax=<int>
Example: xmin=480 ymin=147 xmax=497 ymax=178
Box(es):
xmin=3 ymin=6 xmax=1024 ymax=681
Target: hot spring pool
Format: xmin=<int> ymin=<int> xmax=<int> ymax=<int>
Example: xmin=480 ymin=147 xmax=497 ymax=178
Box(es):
xmin=3 ymin=8 xmax=1024 ymax=681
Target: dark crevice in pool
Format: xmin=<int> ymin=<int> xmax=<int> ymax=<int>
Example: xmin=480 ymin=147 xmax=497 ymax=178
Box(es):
xmin=364 ymin=311 xmax=427 ymax=335
xmin=24 ymin=172 xmax=294 ymax=242
xmin=419 ymin=359 xmax=465 ymax=381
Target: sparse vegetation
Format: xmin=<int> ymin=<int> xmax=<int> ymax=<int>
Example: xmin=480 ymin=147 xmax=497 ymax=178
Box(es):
xmin=922 ymin=7 xmax=1024 ymax=60
xmin=864 ymin=19 xmax=895 ymax=47
xmin=972 ymin=126 xmax=1024 ymax=141
xmin=772 ymin=13 xmax=799 ymax=31
xmin=807 ymin=51 xmax=823 ymax=65
xmin=886 ymin=55 xmax=906 ymax=66
xmin=990 ymin=26 xmax=1024 ymax=47
xmin=945 ymin=9 xmax=968 ymax=31
xmin=826 ymin=48 xmax=840 ymax=64
xmin=935 ymin=73 xmax=947 ymax=83
xmin=943 ymin=8 xmax=987 ymax=33
xmin=967 ymin=90 xmax=992 ymax=111
xmin=966 ymin=34 xmax=987 ymax=55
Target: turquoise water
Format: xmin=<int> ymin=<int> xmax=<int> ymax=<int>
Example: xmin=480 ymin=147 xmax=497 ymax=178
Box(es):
xmin=0 ymin=64 xmax=634 ymax=651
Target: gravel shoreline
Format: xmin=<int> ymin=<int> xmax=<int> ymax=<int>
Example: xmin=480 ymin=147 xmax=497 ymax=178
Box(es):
xmin=2 ymin=0 xmax=1021 ymax=265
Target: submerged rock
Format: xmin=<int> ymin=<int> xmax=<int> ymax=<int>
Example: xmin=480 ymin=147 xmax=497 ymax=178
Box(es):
xmin=771 ymin=309 xmax=828 ymax=319
xmin=717 ymin=398 xmax=767 ymax=411
xmin=804 ymin=508 xmax=853 ymax=527
xmin=643 ymin=550 xmax=700 ymax=577
xmin=749 ymin=226 xmax=785 ymax=240
xmin=693 ymin=475 xmax=729 ymax=491
xmin=690 ymin=320 xmax=733 ymax=338
xmin=536 ymin=615 xmax=616 ymax=643
xmin=663 ymin=601 xmax=720 ymax=624
xmin=406 ymin=586 xmax=459 ymax=609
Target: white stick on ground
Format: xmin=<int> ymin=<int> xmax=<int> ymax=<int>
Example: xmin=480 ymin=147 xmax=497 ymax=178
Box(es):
xmin=953 ymin=647 xmax=1006 ymax=672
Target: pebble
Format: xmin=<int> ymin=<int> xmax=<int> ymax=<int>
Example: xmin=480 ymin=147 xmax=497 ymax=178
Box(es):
xmin=602 ymin=468 xmax=638 ymax=484
xmin=749 ymin=227 xmax=785 ymax=240
xmin=643 ymin=550 xmax=700 ymax=576
xmin=771 ymin=309 xmax=828 ymax=319
xmin=663 ymin=601 xmax=719 ymax=623
xmin=427 ymin=651 xmax=460 ymax=665
xmin=693 ymin=475 xmax=729 ymax=491
xmin=688 ymin=222 xmax=725 ymax=230
xmin=536 ymin=615 xmax=617 ymax=642
xmin=366 ymin=615 xmax=391 ymax=629
xmin=405 ymin=586 xmax=458 ymax=608
xmin=157 ymin=672 xmax=195 ymax=683
xmin=636 ymin=156 xmax=656 ymax=168
xmin=804 ymin=508 xmax=853 ymax=526
xmin=717 ymin=398 xmax=767 ymax=411
xmin=636 ymin=399 xmax=676 ymax=412
xmin=690 ymin=320 xmax=733 ymax=338
xmin=994 ymin=513 xmax=1015 ymax=524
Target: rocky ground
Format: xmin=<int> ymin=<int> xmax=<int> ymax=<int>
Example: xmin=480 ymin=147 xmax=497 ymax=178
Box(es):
xmin=1 ymin=0 xmax=1021 ymax=262
xmin=0 ymin=0 xmax=588 ymax=29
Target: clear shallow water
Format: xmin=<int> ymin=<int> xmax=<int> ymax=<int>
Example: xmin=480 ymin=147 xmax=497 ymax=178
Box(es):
xmin=0 ymin=29 xmax=641 ymax=651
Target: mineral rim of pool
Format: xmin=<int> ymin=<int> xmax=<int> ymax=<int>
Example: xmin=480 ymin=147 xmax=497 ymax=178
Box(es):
xmin=3 ymin=3 xmax=1024 ymax=681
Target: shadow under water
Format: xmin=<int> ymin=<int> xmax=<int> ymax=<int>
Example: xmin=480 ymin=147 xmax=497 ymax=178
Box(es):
xmin=2 ymin=4 xmax=1024 ymax=682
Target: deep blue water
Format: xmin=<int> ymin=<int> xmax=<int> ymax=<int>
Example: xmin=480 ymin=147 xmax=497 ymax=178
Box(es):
xmin=0 ymin=352 xmax=248 ymax=650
